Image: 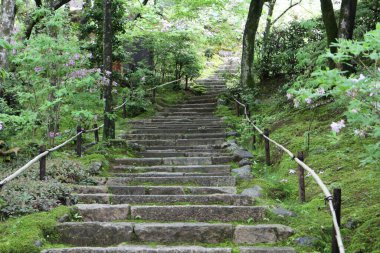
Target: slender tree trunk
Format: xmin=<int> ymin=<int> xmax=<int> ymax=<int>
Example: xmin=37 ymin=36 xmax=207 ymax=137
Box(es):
xmin=240 ymin=0 xmax=266 ymax=88
xmin=0 ymin=0 xmax=16 ymax=69
xmin=320 ymin=0 xmax=339 ymax=54
xmin=338 ymin=0 xmax=357 ymax=40
xmin=261 ymin=0 xmax=276 ymax=79
xmin=103 ymin=0 xmax=115 ymax=140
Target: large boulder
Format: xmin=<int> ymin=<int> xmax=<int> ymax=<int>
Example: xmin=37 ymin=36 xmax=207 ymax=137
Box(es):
xmin=241 ymin=185 xmax=263 ymax=198
xmin=232 ymin=165 xmax=253 ymax=180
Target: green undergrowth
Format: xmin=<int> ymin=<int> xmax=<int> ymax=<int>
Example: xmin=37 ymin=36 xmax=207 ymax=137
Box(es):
xmin=217 ymin=90 xmax=380 ymax=252
xmin=0 ymin=206 xmax=71 ymax=253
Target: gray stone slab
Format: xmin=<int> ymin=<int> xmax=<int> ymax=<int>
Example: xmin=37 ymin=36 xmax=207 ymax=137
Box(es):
xmin=106 ymin=176 xmax=236 ymax=186
xmin=43 ymin=246 xmax=232 ymax=253
xmin=56 ymin=222 xmax=133 ymax=246
xmin=233 ymin=225 xmax=294 ymax=244
xmin=75 ymin=204 xmax=130 ymax=222
xmin=131 ymin=205 xmax=266 ymax=222
xmin=111 ymin=194 xmax=253 ymax=205
xmin=240 ymin=247 xmax=296 ymax=253
xmin=134 ymin=223 xmax=234 ymax=243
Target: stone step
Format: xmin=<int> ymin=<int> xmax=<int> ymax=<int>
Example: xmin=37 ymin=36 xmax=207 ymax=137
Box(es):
xmin=73 ymin=185 xmax=236 ymax=195
xmin=130 ymin=124 xmax=223 ymax=129
xmin=168 ymin=102 xmax=217 ymax=108
xmin=137 ymin=151 xmax=230 ymax=158
xmin=145 ymin=145 xmax=223 ymax=150
xmin=155 ymin=112 xmax=215 ymax=116
xmin=122 ymin=133 xmax=226 ymax=140
xmin=76 ymin=194 xmax=252 ymax=205
xmin=130 ymin=205 xmax=267 ymax=222
xmin=55 ymin=222 xmax=293 ymax=246
xmin=129 ymin=128 xmax=225 ymax=134
xmin=43 ymin=246 xmax=233 ymax=253
xmin=112 ymin=156 xmax=233 ymax=166
xmin=111 ymin=172 xmax=230 ymax=177
xmin=240 ymin=247 xmax=296 ymax=253
xmin=164 ymin=108 xmax=216 ymax=112
xmin=184 ymin=99 xmax=217 ymax=104
xmin=105 ymin=175 xmax=236 ymax=186
xmin=126 ymin=138 xmax=226 ymax=147
xmin=74 ymin=205 xmax=265 ymax=223
xmin=110 ymin=164 xmax=231 ymax=173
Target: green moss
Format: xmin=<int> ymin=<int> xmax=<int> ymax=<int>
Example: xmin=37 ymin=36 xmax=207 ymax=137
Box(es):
xmin=218 ymin=90 xmax=379 ymax=252
xmin=0 ymin=206 xmax=70 ymax=253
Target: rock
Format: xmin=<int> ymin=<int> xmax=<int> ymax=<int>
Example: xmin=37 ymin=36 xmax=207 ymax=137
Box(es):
xmin=226 ymin=131 xmax=240 ymax=137
xmin=34 ymin=240 xmax=43 ymax=247
xmin=345 ymin=218 xmax=360 ymax=229
xmin=58 ymin=214 xmax=70 ymax=223
xmin=233 ymin=149 xmax=254 ymax=161
xmin=217 ymin=98 xmax=226 ymax=105
xmin=241 ymin=185 xmax=263 ymax=198
xmin=129 ymin=142 xmax=146 ymax=151
xmin=233 ymin=225 xmax=294 ymax=244
xmin=239 ymin=158 xmax=252 ymax=166
xmin=240 ymin=247 xmax=296 ymax=253
xmin=294 ymin=237 xmax=318 ymax=247
xmin=89 ymin=162 xmax=102 ymax=175
xmin=232 ymin=165 xmax=253 ymax=180
xmin=272 ymin=207 xmax=296 ymax=217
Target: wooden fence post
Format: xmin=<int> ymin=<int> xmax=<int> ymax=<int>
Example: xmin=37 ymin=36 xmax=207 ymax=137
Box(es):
xmin=152 ymin=89 xmax=156 ymax=104
xmin=39 ymin=145 xmax=46 ymax=180
xmin=264 ymin=128 xmax=270 ymax=166
xmin=94 ymin=124 xmax=99 ymax=143
xmin=235 ymin=100 xmax=240 ymax=116
xmin=297 ymin=151 xmax=306 ymax=202
xmin=252 ymin=121 xmax=256 ymax=150
xmin=76 ymin=125 xmax=82 ymax=157
xmin=122 ymin=96 xmax=127 ymax=119
xmin=332 ymin=188 xmax=342 ymax=253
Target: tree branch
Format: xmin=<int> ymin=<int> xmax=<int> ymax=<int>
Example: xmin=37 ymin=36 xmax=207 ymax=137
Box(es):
xmin=272 ymin=0 xmax=302 ymax=25
xmin=134 ymin=0 xmax=149 ymax=20
xmin=24 ymin=0 xmax=71 ymax=40
xmin=35 ymin=0 xmax=42 ymax=7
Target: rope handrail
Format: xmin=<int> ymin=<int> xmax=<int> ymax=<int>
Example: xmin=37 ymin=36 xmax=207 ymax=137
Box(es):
xmin=232 ymin=97 xmax=345 ymax=253
xmin=0 ymin=97 xmax=129 ymax=188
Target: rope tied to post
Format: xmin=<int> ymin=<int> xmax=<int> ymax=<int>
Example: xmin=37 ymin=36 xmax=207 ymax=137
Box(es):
xmin=231 ymin=95 xmax=345 ymax=253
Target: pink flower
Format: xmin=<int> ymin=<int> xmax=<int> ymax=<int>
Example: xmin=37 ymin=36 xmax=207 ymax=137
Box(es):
xmin=305 ymin=97 xmax=313 ymax=104
xmin=48 ymin=132 xmax=56 ymax=138
xmin=346 ymin=89 xmax=357 ymax=98
xmin=331 ymin=120 xmax=345 ymax=133
xmin=34 ymin=66 xmax=43 ymax=72
xmin=351 ymin=108 xmax=358 ymax=113
xmin=0 ymin=122 xmax=4 ymax=131
xmin=73 ymin=53 xmax=81 ymax=60
xmin=286 ymin=93 xmax=293 ymax=100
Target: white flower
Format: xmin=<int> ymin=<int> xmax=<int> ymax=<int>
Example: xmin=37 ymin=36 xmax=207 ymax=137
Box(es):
xmin=286 ymin=93 xmax=293 ymax=100
xmin=289 ymin=169 xmax=296 ymax=175
xmin=305 ymin=97 xmax=313 ymax=104
xmin=293 ymin=99 xmax=300 ymax=108
xmin=351 ymin=74 xmax=366 ymax=83
xmin=316 ymin=88 xmax=325 ymax=95
xmin=354 ymin=129 xmax=366 ymax=137
xmin=0 ymin=122 xmax=3 ymax=131
xmin=351 ymin=108 xmax=358 ymax=114
xmin=280 ymin=179 xmax=288 ymax=183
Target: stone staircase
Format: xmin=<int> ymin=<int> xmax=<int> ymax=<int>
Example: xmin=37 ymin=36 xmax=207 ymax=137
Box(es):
xmin=43 ymin=58 xmax=296 ymax=253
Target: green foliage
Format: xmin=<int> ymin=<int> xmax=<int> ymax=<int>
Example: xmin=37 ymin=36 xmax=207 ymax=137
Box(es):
xmin=288 ymin=24 xmax=380 ymax=166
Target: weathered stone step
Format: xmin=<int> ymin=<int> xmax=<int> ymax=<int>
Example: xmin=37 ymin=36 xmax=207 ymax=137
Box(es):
xmin=130 ymin=205 xmax=266 ymax=222
xmin=130 ymin=124 xmax=223 ymax=129
xmin=164 ymin=108 xmax=216 ymax=112
xmin=168 ymin=102 xmax=217 ymax=108
xmin=184 ymin=99 xmax=217 ymax=104
xmin=55 ymin=222 xmax=293 ymax=246
xmin=111 ymin=171 xmax=229 ymax=177
xmin=240 ymin=247 xmax=296 ymax=253
xmin=123 ymin=133 xmax=226 ymax=140
xmin=110 ymin=164 xmax=231 ymax=173
xmin=73 ymin=185 xmax=236 ymax=195
xmin=76 ymin=194 xmax=252 ymax=205
xmin=137 ymin=151 xmax=230 ymax=158
xmin=43 ymin=246 xmax=232 ymax=253
xmin=156 ymin=112 xmax=215 ymax=116
xmin=127 ymin=138 xmax=226 ymax=146
xmin=112 ymin=156 xmax=233 ymax=166
xmin=105 ymin=175 xmax=236 ymax=186
xmin=145 ymin=145 xmax=222 ymax=150
xmin=129 ymin=128 xmax=225 ymax=134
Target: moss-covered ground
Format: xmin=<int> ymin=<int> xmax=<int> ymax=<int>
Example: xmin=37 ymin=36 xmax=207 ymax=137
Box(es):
xmin=216 ymin=88 xmax=379 ymax=252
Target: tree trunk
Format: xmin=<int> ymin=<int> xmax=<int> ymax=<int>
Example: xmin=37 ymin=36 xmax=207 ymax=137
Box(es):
xmin=320 ymin=0 xmax=339 ymax=54
xmin=240 ymin=0 xmax=266 ymax=88
xmin=338 ymin=0 xmax=357 ymax=40
xmin=0 ymin=0 xmax=16 ymax=69
xmin=103 ymin=0 xmax=115 ymax=140
xmin=261 ymin=0 xmax=276 ymax=79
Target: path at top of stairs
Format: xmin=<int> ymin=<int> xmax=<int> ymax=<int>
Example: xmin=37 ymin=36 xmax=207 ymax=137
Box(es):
xmin=44 ymin=57 xmax=296 ymax=253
